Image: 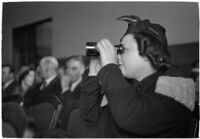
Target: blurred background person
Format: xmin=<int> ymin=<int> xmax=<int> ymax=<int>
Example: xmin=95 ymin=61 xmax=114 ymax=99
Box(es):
xmin=58 ymin=55 xmax=86 ymax=130
xmin=16 ymin=68 xmax=36 ymax=106
xmin=61 ymin=55 xmax=86 ymax=96
xmin=2 ymin=64 xmax=19 ymax=103
xmin=58 ymin=65 xmax=66 ymax=79
xmin=35 ymin=65 xmax=43 ymax=84
xmin=23 ymin=56 xmax=62 ymax=108
xmin=15 ymin=65 xmax=32 ymax=81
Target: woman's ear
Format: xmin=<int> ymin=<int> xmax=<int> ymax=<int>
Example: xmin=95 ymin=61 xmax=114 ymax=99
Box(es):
xmin=139 ymin=38 xmax=151 ymax=54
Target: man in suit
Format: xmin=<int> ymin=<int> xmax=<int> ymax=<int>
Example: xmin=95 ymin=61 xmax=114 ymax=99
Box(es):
xmin=61 ymin=55 xmax=86 ymax=100
xmin=58 ymin=55 xmax=86 ymax=130
xmin=24 ymin=56 xmax=62 ymax=108
xmin=2 ymin=65 xmax=19 ymax=102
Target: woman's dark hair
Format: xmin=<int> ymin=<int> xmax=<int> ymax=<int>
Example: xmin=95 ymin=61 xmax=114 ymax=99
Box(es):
xmin=18 ymin=69 xmax=33 ymax=84
xmin=133 ymin=32 xmax=171 ymax=72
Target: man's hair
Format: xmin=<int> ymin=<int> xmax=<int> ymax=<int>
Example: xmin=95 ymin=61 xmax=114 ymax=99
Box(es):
xmin=2 ymin=64 xmax=15 ymax=74
xmin=40 ymin=56 xmax=59 ymax=70
xmin=133 ymin=32 xmax=171 ymax=71
xmin=65 ymin=55 xmax=88 ymax=69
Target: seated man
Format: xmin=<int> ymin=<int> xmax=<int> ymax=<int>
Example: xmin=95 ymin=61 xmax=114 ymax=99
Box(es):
xmin=2 ymin=64 xmax=19 ymax=103
xmin=24 ymin=56 xmax=62 ymax=108
xmin=58 ymin=55 xmax=86 ymax=130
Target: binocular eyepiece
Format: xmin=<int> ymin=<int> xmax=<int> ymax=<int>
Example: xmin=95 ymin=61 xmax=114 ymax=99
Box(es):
xmin=85 ymin=42 xmax=123 ymax=57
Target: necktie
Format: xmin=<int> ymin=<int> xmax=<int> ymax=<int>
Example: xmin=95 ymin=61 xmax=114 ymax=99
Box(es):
xmin=40 ymin=81 xmax=47 ymax=90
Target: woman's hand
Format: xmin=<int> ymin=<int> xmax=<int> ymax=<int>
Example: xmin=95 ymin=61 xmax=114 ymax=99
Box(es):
xmin=88 ymin=58 xmax=102 ymax=76
xmin=96 ymin=39 xmax=117 ymax=67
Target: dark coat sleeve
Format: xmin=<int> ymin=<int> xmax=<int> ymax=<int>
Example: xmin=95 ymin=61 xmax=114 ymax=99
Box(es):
xmin=79 ymin=70 xmax=103 ymax=124
xmin=97 ymin=64 xmax=190 ymax=135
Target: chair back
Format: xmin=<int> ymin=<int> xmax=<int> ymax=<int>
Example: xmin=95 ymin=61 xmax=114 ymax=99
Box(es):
xmin=2 ymin=103 xmax=29 ymax=137
xmin=49 ymin=103 xmax=63 ymax=129
xmin=26 ymin=103 xmax=56 ymax=132
xmin=2 ymin=122 xmax=17 ymax=137
xmin=67 ymin=109 xmax=98 ymax=138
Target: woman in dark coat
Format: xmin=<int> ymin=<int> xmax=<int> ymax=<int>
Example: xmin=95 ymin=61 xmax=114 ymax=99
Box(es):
xmin=79 ymin=15 xmax=195 ymax=137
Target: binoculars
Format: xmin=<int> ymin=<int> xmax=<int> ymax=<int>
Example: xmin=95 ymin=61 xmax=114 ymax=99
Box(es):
xmin=85 ymin=42 xmax=123 ymax=57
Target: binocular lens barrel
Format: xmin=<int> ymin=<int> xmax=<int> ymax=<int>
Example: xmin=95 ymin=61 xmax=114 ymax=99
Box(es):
xmin=85 ymin=42 xmax=123 ymax=57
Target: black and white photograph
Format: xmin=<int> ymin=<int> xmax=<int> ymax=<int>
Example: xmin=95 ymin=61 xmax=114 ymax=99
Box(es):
xmin=1 ymin=1 xmax=199 ymax=138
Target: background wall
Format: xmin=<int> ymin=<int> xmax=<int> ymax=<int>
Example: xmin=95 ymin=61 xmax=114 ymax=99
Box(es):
xmin=2 ymin=2 xmax=199 ymax=65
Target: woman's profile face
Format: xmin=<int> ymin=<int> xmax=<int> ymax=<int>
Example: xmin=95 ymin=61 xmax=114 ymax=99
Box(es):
xmin=118 ymin=34 xmax=146 ymax=80
xmin=24 ymin=70 xmax=35 ymax=87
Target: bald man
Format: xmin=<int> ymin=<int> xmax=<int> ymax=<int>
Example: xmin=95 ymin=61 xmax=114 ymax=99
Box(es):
xmin=24 ymin=56 xmax=62 ymax=108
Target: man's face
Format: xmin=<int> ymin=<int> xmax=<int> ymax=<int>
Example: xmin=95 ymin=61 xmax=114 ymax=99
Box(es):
xmin=38 ymin=63 xmax=48 ymax=79
xmin=118 ymin=34 xmax=146 ymax=80
xmin=2 ymin=67 xmax=13 ymax=83
xmin=66 ymin=59 xmax=84 ymax=83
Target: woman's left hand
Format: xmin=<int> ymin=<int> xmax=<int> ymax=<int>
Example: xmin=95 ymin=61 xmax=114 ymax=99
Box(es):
xmin=96 ymin=39 xmax=118 ymax=67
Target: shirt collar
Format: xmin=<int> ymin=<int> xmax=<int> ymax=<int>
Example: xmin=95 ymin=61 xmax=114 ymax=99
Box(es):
xmin=45 ymin=75 xmax=57 ymax=86
xmin=3 ymin=79 xmax=14 ymax=89
xmin=70 ymin=76 xmax=82 ymax=92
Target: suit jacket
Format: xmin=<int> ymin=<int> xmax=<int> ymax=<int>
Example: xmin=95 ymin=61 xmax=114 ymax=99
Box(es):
xmin=58 ymin=81 xmax=82 ymax=130
xmin=2 ymin=81 xmax=19 ymax=103
xmin=61 ymin=82 xmax=82 ymax=103
xmin=24 ymin=76 xmax=62 ymax=108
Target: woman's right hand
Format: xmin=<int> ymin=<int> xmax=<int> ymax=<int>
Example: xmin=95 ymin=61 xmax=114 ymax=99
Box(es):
xmin=88 ymin=58 xmax=102 ymax=76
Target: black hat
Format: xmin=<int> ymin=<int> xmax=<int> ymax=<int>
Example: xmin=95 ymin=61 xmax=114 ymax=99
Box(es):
xmin=117 ymin=15 xmax=168 ymax=47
